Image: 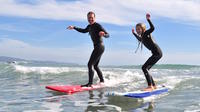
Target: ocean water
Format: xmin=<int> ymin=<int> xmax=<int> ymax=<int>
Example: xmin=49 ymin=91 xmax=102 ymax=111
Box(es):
xmin=0 ymin=61 xmax=200 ymax=112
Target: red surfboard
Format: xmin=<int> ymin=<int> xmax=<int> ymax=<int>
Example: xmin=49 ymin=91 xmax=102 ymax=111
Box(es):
xmin=46 ymin=84 xmax=105 ymax=94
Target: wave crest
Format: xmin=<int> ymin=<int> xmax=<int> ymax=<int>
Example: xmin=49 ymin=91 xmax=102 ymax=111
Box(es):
xmin=13 ymin=65 xmax=87 ymax=74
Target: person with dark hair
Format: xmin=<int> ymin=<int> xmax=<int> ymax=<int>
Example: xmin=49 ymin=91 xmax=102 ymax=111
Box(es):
xmin=67 ymin=11 xmax=109 ymax=87
xmin=132 ymin=13 xmax=163 ymax=91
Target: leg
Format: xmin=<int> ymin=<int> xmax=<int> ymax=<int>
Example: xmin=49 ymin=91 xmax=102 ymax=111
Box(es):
xmin=81 ymin=49 xmax=97 ymax=87
xmin=146 ymin=65 xmax=156 ymax=86
xmin=147 ymin=50 xmax=162 ymax=87
xmin=142 ymin=54 xmax=162 ymax=87
xmin=94 ymin=59 xmax=104 ymax=82
xmin=142 ymin=62 xmax=153 ymax=87
xmin=81 ymin=46 xmax=104 ymax=87
xmin=142 ymin=61 xmax=155 ymax=91
xmin=94 ymin=46 xmax=104 ymax=82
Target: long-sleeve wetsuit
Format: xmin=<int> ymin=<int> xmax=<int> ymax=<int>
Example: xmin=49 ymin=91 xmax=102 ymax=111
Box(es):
xmin=74 ymin=22 xmax=109 ymax=87
xmin=133 ymin=19 xmax=162 ymax=86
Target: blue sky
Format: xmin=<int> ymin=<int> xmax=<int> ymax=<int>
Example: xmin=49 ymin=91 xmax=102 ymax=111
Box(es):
xmin=0 ymin=0 xmax=200 ymax=65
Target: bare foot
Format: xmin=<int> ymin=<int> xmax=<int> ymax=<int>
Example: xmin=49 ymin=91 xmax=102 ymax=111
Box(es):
xmin=143 ymin=86 xmax=154 ymax=91
xmin=153 ymin=86 xmax=157 ymax=89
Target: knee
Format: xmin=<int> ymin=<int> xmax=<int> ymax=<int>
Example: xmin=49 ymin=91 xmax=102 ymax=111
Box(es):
xmin=87 ymin=62 xmax=93 ymax=69
xmin=94 ymin=65 xmax=99 ymax=70
xmin=158 ymin=53 xmax=162 ymax=59
xmin=155 ymin=54 xmax=162 ymax=62
xmin=142 ymin=65 xmax=147 ymax=72
xmin=158 ymin=51 xmax=163 ymax=59
xmin=160 ymin=53 xmax=163 ymax=58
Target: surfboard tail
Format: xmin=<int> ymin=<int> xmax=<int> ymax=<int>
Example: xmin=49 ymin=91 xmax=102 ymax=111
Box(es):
xmin=106 ymin=87 xmax=169 ymax=99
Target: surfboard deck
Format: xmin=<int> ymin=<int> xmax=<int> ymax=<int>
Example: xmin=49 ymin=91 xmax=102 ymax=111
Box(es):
xmin=46 ymin=84 xmax=104 ymax=94
xmin=107 ymin=86 xmax=168 ymax=98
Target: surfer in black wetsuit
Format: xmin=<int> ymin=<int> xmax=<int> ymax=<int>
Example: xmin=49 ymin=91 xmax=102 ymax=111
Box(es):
xmin=67 ymin=11 xmax=109 ymax=87
xmin=132 ymin=13 xmax=162 ymax=91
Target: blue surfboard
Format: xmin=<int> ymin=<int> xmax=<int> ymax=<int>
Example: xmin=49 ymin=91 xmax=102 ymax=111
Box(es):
xmin=107 ymin=86 xmax=168 ymax=98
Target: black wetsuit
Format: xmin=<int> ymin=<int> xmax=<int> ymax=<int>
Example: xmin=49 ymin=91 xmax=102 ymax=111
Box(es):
xmin=133 ymin=19 xmax=162 ymax=86
xmin=74 ymin=22 xmax=109 ymax=87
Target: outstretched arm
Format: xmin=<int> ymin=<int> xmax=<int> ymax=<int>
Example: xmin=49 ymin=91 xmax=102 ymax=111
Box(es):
xmin=132 ymin=28 xmax=142 ymax=41
xmin=67 ymin=25 xmax=89 ymax=33
xmin=145 ymin=13 xmax=155 ymax=34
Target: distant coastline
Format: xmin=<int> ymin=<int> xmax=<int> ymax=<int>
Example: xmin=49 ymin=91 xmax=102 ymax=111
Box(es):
xmin=0 ymin=56 xmax=78 ymax=66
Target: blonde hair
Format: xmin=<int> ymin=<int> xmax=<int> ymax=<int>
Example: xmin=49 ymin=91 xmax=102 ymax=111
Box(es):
xmin=135 ymin=23 xmax=146 ymax=53
xmin=136 ymin=23 xmax=146 ymax=32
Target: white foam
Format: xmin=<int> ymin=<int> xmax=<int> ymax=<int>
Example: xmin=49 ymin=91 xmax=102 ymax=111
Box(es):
xmin=102 ymin=70 xmax=144 ymax=88
xmin=144 ymin=69 xmax=197 ymax=90
xmin=14 ymin=65 xmax=69 ymax=74
xmin=101 ymin=68 xmax=195 ymax=92
xmin=101 ymin=67 xmax=199 ymax=92
xmin=13 ymin=65 xmax=87 ymax=74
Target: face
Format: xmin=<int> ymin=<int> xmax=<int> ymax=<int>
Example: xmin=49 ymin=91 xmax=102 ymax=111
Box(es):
xmin=136 ymin=26 xmax=143 ymax=35
xmin=87 ymin=13 xmax=95 ymax=25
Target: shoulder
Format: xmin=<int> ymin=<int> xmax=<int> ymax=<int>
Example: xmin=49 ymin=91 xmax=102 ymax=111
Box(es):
xmin=143 ymin=32 xmax=151 ymax=38
xmin=95 ymin=22 xmax=101 ymax=25
xmin=144 ymin=30 xmax=151 ymax=35
xmin=94 ymin=22 xmax=102 ymax=27
xmin=95 ymin=23 xmax=106 ymax=30
xmin=86 ymin=24 xmax=91 ymax=28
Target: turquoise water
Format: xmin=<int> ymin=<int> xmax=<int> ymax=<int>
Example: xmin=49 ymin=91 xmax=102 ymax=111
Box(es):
xmin=0 ymin=61 xmax=200 ymax=112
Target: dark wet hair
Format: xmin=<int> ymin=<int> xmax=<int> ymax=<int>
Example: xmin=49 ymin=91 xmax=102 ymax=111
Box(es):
xmin=87 ymin=11 xmax=95 ymax=17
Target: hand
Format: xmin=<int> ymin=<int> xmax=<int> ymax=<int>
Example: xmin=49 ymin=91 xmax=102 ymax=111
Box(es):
xmin=146 ymin=13 xmax=151 ymax=20
xmin=67 ymin=26 xmax=74 ymax=30
xmin=99 ymin=31 xmax=105 ymax=37
xmin=132 ymin=28 xmax=135 ymax=33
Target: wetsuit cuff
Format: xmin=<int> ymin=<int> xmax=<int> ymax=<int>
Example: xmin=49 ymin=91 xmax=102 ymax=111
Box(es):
xmin=104 ymin=34 xmax=109 ymax=38
xmin=74 ymin=26 xmax=77 ymax=30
